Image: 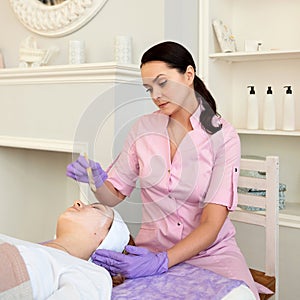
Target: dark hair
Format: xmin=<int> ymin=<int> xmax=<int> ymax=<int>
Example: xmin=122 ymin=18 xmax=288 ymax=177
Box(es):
xmin=140 ymin=41 xmax=222 ymax=134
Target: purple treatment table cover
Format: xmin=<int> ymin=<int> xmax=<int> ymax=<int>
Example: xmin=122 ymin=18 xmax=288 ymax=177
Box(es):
xmin=112 ymin=262 xmax=245 ymax=300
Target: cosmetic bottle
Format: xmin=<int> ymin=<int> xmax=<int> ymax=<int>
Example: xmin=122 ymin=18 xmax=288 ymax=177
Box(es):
xmin=246 ymin=86 xmax=259 ymax=129
xmin=282 ymin=86 xmax=295 ymax=131
xmin=263 ymin=86 xmax=276 ymax=130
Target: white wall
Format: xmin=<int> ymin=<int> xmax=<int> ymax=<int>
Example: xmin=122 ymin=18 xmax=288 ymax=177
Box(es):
xmin=0 ymin=147 xmax=77 ymax=242
xmin=0 ymin=0 xmax=199 ymax=241
xmin=0 ymin=0 xmax=165 ymax=241
xmin=0 ymin=0 xmax=164 ymax=68
xmin=164 ymin=0 xmax=199 ymax=63
xmin=0 ymin=1 xmax=200 ymax=68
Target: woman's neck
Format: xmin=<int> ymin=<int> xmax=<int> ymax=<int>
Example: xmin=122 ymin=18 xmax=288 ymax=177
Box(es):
xmin=44 ymin=238 xmax=95 ymax=260
xmin=170 ymin=99 xmax=198 ymax=129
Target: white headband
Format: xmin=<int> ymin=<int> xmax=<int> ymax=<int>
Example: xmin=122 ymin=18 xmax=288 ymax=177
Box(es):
xmin=96 ymin=208 xmax=130 ymax=253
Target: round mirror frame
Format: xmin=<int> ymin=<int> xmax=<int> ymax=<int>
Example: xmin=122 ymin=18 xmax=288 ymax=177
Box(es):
xmin=9 ymin=0 xmax=108 ymax=37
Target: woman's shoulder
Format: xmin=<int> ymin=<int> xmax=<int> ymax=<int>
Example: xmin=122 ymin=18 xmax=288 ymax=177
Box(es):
xmin=132 ymin=110 xmax=168 ymax=131
xmin=138 ymin=110 xmax=166 ymax=121
xmin=208 ymin=117 xmax=240 ymax=151
xmin=219 ymin=117 xmax=239 ymax=138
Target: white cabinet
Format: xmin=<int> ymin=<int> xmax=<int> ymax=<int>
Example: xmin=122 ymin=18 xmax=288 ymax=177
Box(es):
xmin=199 ymin=0 xmax=300 ymax=229
xmin=199 ymin=2 xmax=300 ymax=297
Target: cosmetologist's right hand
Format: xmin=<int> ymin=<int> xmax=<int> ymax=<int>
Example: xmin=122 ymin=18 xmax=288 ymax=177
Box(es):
xmin=66 ymin=155 xmax=107 ymax=189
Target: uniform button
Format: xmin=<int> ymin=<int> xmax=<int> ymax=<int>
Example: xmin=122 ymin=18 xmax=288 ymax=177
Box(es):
xmin=167 ymin=169 xmax=170 ymax=173
xmin=177 ymin=222 xmax=181 ymax=226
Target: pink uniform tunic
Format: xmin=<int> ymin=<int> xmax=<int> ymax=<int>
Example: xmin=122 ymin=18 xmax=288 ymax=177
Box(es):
xmin=107 ymin=106 xmax=259 ymax=299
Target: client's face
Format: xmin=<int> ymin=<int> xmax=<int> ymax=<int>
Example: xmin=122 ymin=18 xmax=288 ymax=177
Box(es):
xmin=56 ymin=200 xmax=114 ymax=244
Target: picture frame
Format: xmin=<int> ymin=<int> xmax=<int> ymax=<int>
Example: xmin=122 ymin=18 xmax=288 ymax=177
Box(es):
xmin=212 ymin=19 xmax=237 ymax=53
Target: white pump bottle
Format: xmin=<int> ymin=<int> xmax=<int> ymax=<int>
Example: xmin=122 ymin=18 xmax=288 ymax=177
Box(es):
xmin=263 ymin=86 xmax=276 ymax=130
xmin=282 ymin=86 xmax=295 ymax=131
xmin=246 ymin=86 xmax=259 ymax=129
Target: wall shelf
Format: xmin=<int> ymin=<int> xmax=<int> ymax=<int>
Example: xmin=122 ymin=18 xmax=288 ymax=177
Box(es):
xmin=0 ymin=62 xmax=140 ymax=85
xmin=209 ymin=49 xmax=300 ymax=63
xmin=0 ymin=135 xmax=86 ymax=153
xmin=279 ymin=203 xmax=300 ymax=229
xmin=237 ymin=129 xmax=300 ymax=137
xmin=241 ymin=203 xmax=300 ymax=229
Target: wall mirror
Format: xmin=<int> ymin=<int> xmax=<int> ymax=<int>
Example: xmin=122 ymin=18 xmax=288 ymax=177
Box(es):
xmin=9 ymin=0 xmax=108 ymax=37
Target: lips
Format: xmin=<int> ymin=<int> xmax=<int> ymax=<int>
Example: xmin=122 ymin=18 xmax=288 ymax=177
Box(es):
xmin=158 ymin=102 xmax=169 ymax=108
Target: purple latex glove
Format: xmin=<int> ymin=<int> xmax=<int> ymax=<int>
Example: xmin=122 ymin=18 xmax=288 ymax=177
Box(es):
xmin=91 ymin=245 xmax=168 ymax=278
xmin=66 ymin=155 xmax=107 ymax=189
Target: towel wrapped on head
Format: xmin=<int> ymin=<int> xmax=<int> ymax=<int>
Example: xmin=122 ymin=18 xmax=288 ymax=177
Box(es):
xmin=97 ymin=208 xmax=130 ymax=253
xmin=91 ymin=208 xmax=132 ymax=286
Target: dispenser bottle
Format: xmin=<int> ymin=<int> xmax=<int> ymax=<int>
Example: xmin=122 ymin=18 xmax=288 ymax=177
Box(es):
xmin=246 ymin=86 xmax=259 ymax=129
xmin=263 ymin=86 xmax=276 ymax=130
xmin=282 ymin=86 xmax=295 ymax=131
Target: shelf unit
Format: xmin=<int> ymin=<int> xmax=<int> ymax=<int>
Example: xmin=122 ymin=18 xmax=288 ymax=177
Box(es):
xmin=209 ymin=49 xmax=300 ymax=63
xmin=279 ymin=203 xmax=300 ymax=229
xmin=0 ymin=62 xmax=141 ymax=85
xmin=237 ymin=129 xmax=300 ymax=137
xmin=199 ymin=0 xmax=300 ymax=229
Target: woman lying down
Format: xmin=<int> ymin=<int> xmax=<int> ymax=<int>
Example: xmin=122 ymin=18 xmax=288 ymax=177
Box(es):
xmin=0 ymin=200 xmax=131 ymax=300
xmin=0 ymin=200 xmax=256 ymax=300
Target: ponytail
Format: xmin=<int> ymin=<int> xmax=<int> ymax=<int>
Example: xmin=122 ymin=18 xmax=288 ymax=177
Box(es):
xmin=194 ymin=76 xmax=222 ymax=134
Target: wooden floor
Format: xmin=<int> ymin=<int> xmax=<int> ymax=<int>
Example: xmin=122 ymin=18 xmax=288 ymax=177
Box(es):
xmin=250 ymin=268 xmax=276 ymax=300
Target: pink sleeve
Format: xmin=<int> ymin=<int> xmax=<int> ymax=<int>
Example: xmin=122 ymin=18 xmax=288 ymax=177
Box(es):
xmin=106 ymin=122 xmax=140 ymax=197
xmin=203 ymin=122 xmax=241 ymax=211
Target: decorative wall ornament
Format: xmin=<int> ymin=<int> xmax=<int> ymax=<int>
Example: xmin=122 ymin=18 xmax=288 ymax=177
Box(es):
xmin=9 ymin=0 xmax=108 ymax=37
xmin=212 ymin=19 xmax=237 ymax=53
xmin=114 ymin=35 xmax=132 ymax=64
xmin=19 ymin=36 xmax=59 ymax=68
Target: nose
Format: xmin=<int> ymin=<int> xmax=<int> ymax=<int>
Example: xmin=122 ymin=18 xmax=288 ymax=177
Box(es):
xmin=73 ymin=200 xmax=85 ymax=208
xmin=152 ymin=87 xmax=162 ymax=102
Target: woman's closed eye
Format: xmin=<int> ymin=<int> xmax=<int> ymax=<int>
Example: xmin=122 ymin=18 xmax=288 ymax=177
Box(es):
xmin=92 ymin=205 xmax=101 ymax=210
xmin=145 ymin=87 xmax=152 ymax=94
xmin=144 ymin=80 xmax=167 ymax=94
xmin=158 ymin=79 xmax=167 ymax=87
xmin=90 ymin=203 xmax=105 ymax=212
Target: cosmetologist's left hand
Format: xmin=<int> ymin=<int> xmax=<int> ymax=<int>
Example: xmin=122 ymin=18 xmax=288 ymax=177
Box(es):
xmin=91 ymin=245 xmax=168 ymax=278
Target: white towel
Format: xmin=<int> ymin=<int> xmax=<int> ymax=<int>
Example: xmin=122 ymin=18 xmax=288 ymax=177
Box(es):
xmin=96 ymin=209 xmax=130 ymax=253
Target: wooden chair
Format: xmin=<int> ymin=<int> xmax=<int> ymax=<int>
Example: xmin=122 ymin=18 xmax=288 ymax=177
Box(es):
xmin=230 ymin=156 xmax=279 ymax=300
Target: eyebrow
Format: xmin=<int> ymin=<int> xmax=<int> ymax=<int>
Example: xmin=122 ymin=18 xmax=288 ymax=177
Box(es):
xmin=143 ymin=74 xmax=165 ymax=87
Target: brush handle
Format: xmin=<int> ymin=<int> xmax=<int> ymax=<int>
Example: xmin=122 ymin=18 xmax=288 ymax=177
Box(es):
xmin=66 ymin=155 xmax=107 ymax=190
xmin=84 ymin=153 xmax=97 ymax=192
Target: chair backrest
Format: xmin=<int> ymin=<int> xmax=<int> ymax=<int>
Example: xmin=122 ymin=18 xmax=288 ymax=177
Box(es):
xmin=230 ymin=156 xmax=279 ymax=296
